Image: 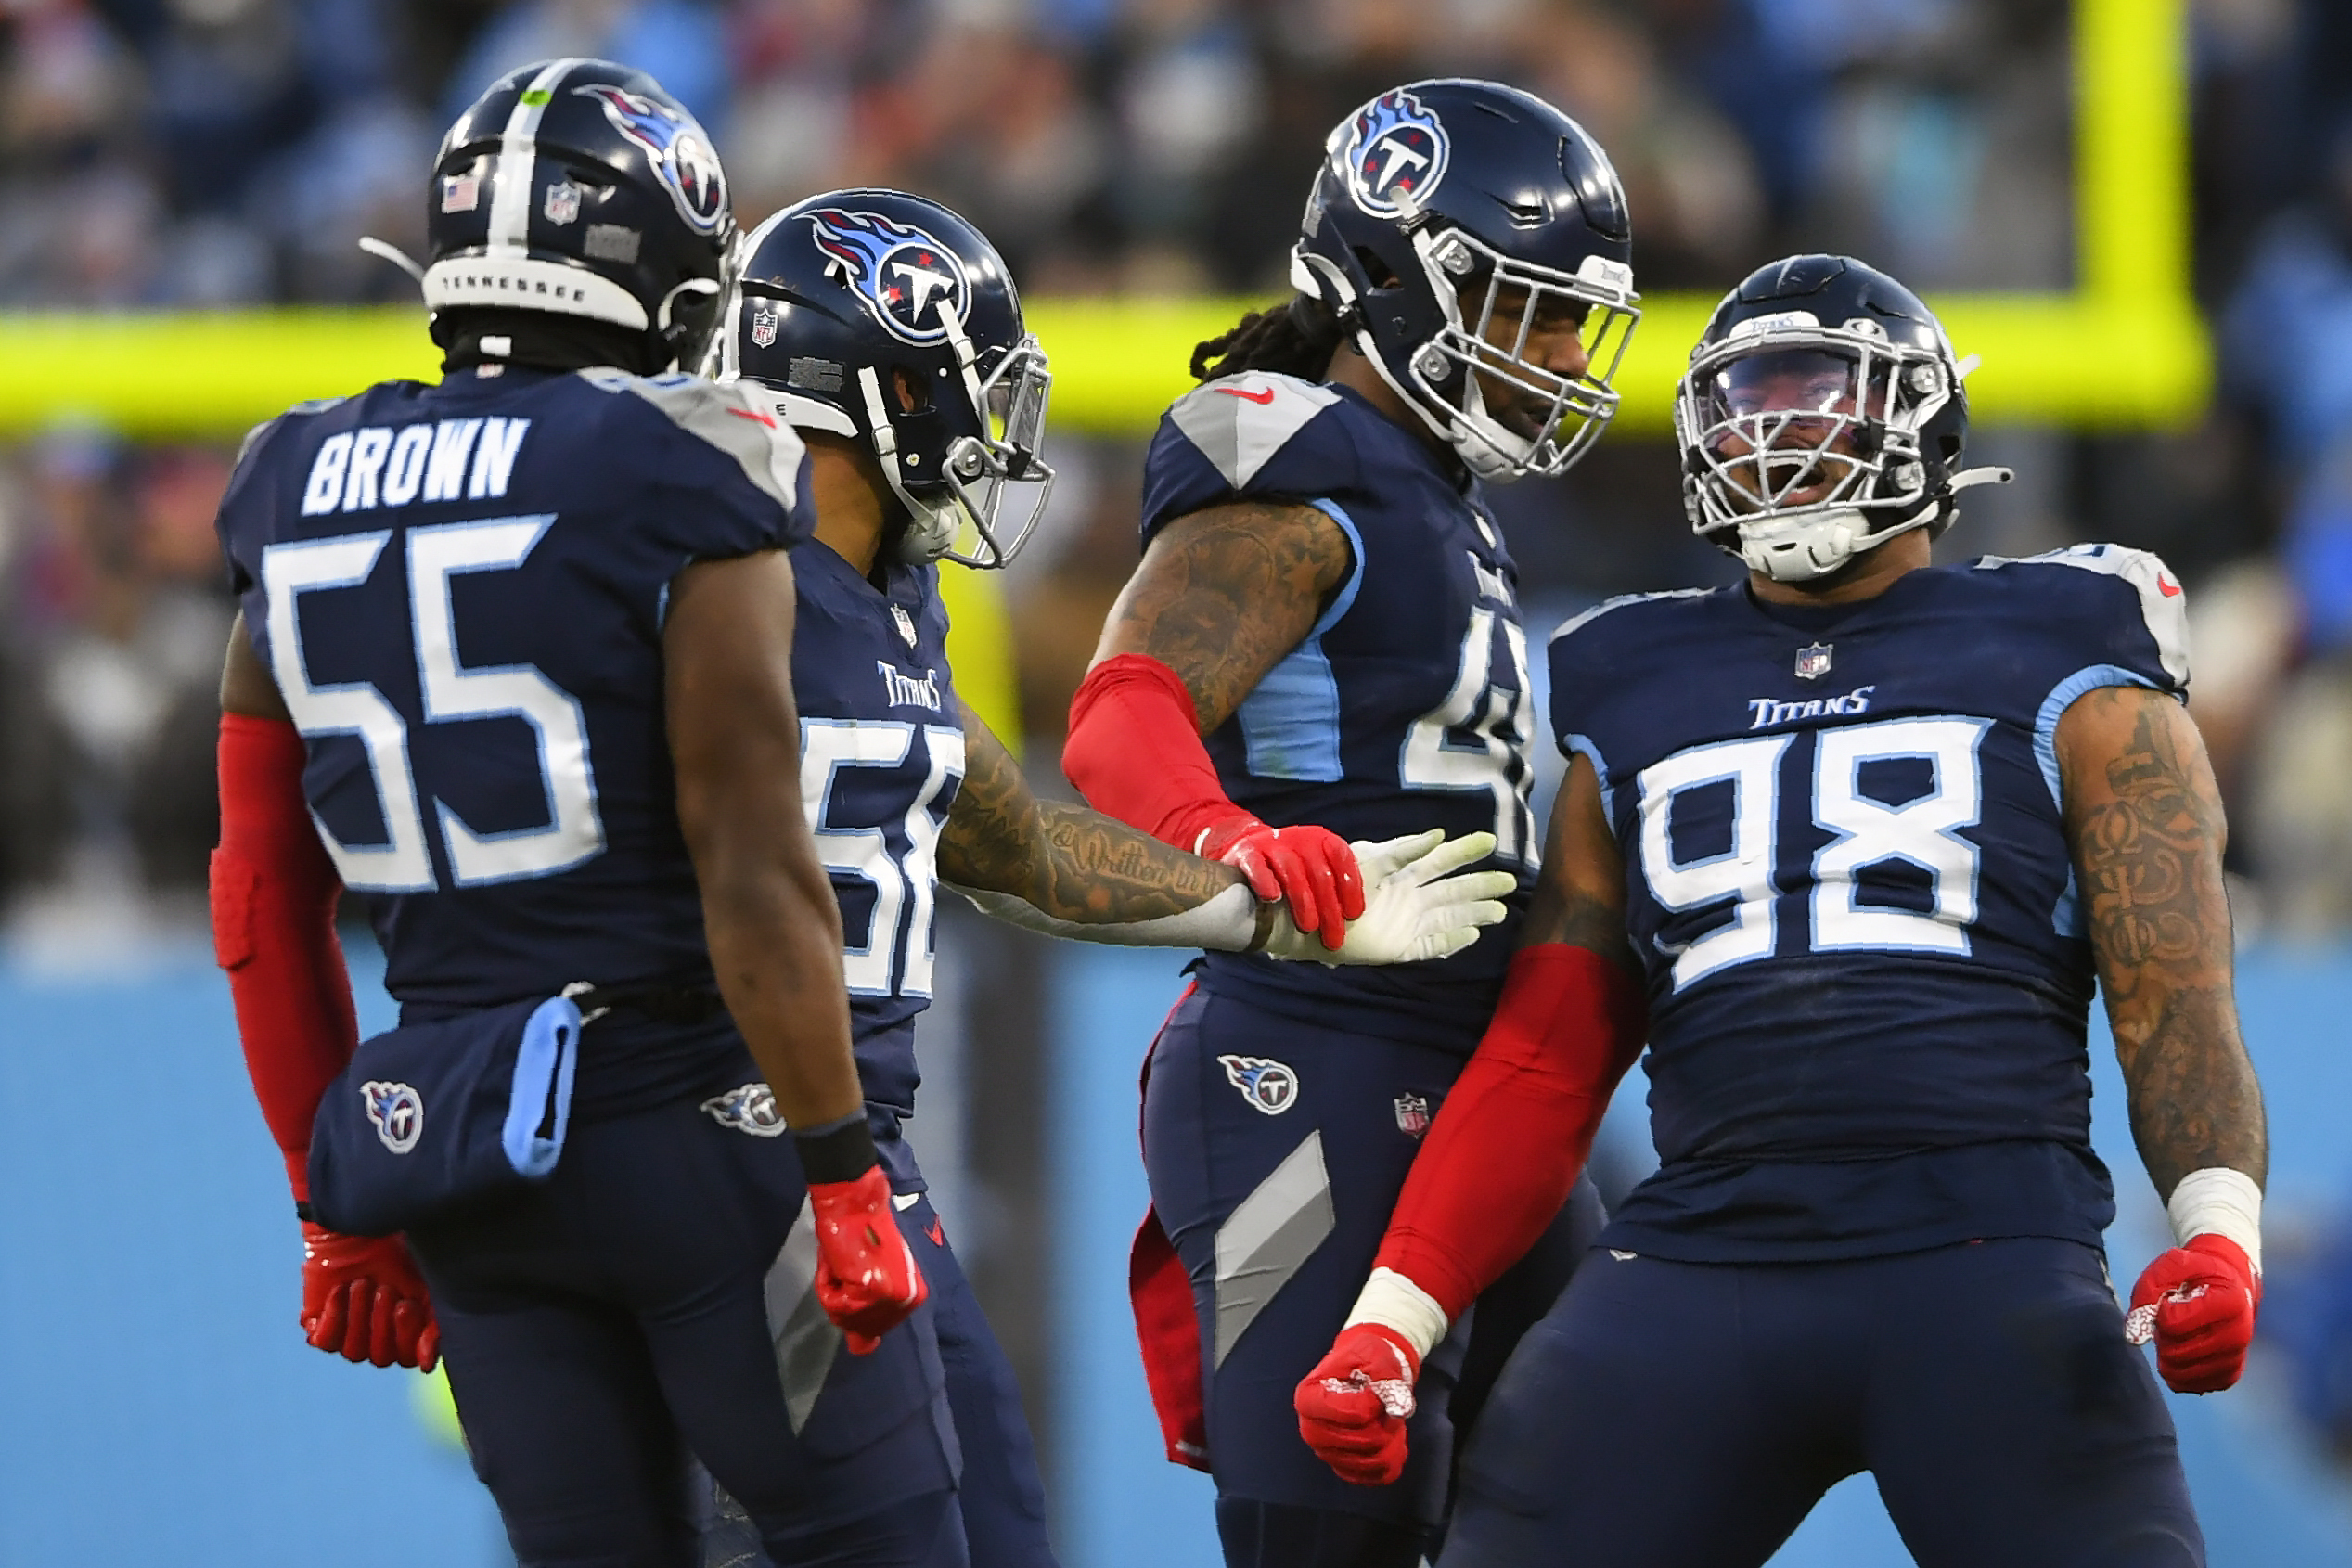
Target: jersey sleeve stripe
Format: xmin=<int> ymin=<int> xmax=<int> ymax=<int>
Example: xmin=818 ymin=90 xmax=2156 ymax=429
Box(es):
xmin=2031 ymin=662 xmax=2163 ymax=811
xmin=1561 ymin=731 xmax=1614 ymax=822
xmin=1230 ymin=500 xmax=1365 ymax=784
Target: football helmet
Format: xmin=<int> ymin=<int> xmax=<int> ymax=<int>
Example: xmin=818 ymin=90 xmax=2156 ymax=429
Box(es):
xmin=716 ymin=189 xmax=1052 ymax=569
xmin=1291 ymin=79 xmax=1639 ymax=482
xmin=1674 ymin=254 xmax=2011 ymax=584
xmin=418 ymin=58 xmax=735 ymax=369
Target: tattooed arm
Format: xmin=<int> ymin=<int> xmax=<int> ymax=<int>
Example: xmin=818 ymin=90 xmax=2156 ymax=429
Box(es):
xmin=2055 ymin=686 xmax=2267 ymax=1199
xmin=1091 ymin=498 xmax=1356 ymax=729
xmin=1516 ymin=753 xmax=1640 ymax=974
xmin=940 ymin=704 xmax=1249 ymax=924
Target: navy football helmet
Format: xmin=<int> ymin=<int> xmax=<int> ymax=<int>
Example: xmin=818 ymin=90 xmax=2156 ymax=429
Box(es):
xmin=1292 ymin=79 xmax=1639 ymax=482
xmin=716 ymin=189 xmax=1052 ymax=569
xmin=1675 ymin=254 xmax=2011 ymax=584
xmin=418 ymin=59 xmax=734 ymax=369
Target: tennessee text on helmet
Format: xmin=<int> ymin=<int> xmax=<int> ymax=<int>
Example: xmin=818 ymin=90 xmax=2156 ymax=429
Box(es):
xmin=1289 ymin=79 xmax=1639 ymax=482
xmin=1673 ymin=253 xmax=2011 ymax=585
xmin=379 ymin=58 xmax=737 ymax=370
xmin=715 ymin=189 xmax=1053 ymax=569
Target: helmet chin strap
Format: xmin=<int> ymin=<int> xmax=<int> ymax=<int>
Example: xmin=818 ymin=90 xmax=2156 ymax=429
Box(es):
xmin=1737 ymin=463 xmax=2014 ymax=583
xmin=857 ymin=366 xmax=965 ymax=565
xmin=1451 ymin=372 xmax=1536 ymax=482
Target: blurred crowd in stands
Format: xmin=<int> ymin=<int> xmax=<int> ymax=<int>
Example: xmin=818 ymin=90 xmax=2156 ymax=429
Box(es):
xmin=5 ymin=0 xmax=2352 ymax=935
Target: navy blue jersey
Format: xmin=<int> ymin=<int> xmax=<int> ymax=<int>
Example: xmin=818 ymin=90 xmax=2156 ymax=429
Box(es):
xmin=787 ymin=543 xmax=964 ymax=1120
xmin=216 ymin=365 xmax=816 ymax=1103
xmin=1138 ymin=374 xmax=1538 ymax=1047
xmin=1548 ymin=545 xmax=2191 ymax=1260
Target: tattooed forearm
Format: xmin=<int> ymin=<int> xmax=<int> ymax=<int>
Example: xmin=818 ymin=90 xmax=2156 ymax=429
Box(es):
xmin=1093 ymin=499 xmax=1356 ymax=733
xmin=2059 ymin=686 xmax=2268 ymax=1196
xmin=938 ymin=708 xmax=1241 ymax=922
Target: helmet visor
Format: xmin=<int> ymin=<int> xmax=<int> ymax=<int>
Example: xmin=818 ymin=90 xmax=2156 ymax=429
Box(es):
xmin=1694 ymin=346 xmax=1881 ymax=515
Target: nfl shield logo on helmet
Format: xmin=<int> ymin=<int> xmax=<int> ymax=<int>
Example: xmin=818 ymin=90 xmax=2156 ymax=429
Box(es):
xmin=1795 ymin=641 xmax=1833 ymax=681
xmin=543 ymin=178 xmax=582 ymax=226
xmin=1343 ymin=88 xmax=1450 ymax=219
xmin=700 ymin=1083 xmax=789 ymax=1137
xmin=806 ymin=208 xmax=972 ymax=346
xmin=1394 ymin=1092 xmax=1433 ymax=1139
xmin=750 ymin=301 xmax=779 ymax=349
xmin=360 ymin=1080 xmax=424 ymax=1154
xmin=1218 ymin=1055 xmax=1299 ymax=1115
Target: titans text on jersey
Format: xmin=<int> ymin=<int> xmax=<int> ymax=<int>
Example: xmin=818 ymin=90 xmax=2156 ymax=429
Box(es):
xmin=1549 ymin=543 xmax=2191 ymax=1260
xmin=1140 ymin=370 xmax=1539 ymax=1043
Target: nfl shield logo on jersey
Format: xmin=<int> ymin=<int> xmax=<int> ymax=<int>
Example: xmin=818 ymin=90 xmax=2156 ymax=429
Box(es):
xmin=543 ymin=178 xmax=583 ymax=226
xmin=700 ymin=1083 xmax=790 ymax=1137
xmin=360 ymin=1080 xmax=424 ymax=1154
xmin=1795 ymin=641 xmax=1833 ymax=681
xmin=1218 ymin=1055 xmax=1299 ymax=1115
xmin=1394 ymin=1091 xmax=1433 ymax=1138
xmin=750 ymin=301 xmax=779 ymax=349
xmin=891 ymin=605 xmax=918 ymax=647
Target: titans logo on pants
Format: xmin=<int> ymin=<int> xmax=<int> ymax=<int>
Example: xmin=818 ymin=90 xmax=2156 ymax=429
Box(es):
xmin=362 ymin=1080 xmax=425 ymax=1154
xmin=1343 ymin=88 xmax=1449 ymax=219
xmin=573 ymin=83 xmax=729 ymax=235
xmin=1218 ymin=1055 xmax=1300 ymax=1115
xmin=806 ymin=208 xmax=972 ymax=347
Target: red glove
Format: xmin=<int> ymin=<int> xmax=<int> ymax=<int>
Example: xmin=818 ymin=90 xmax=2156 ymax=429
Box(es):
xmin=2127 ymin=1234 xmax=2260 ymax=1394
xmin=1294 ymin=1323 xmax=1420 ymax=1486
xmin=301 ymin=1224 xmax=440 ymax=1371
xmin=1195 ymin=817 xmax=1364 ymax=951
xmin=1064 ymin=654 xmax=1364 ymax=948
xmin=810 ymin=1167 xmax=929 ymax=1354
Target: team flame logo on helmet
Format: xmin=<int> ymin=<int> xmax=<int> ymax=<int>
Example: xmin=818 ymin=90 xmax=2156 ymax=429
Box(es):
xmin=572 ymin=83 xmax=728 ymax=236
xmin=1343 ymin=88 xmax=1450 ymax=219
xmin=807 ymin=208 xmax=972 ymax=347
xmin=360 ymin=1080 xmax=424 ymax=1154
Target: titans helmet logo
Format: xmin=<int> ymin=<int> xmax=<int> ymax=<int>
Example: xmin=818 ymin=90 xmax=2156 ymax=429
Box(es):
xmin=573 ymin=84 xmax=729 ymax=236
xmin=1343 ymin=88 xmax=1449 ymax=219
xmin=807 ymin=209 xmax=971 ymax=347
xmin=360 ymin=1080 xmax=424 ymax=1154
xmin=1217 ymin=1054 xmax=1300 ymax=1116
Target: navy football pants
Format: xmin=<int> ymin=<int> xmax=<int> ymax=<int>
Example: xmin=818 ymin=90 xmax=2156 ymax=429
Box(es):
xmin=697 ymin=1185 xmax=1060 ymax=1568
xmin=408 ymin=1098 xmax=964 ymax=1568
xmin=1143 ymin=983 xmax=1603 ymax=1566
xmin=1446 ymin=1238 xmax=2204 ymax=1568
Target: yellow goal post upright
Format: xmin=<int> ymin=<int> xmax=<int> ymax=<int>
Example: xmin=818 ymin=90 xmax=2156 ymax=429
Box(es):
xmin=0 ymin=0 xmax=2197 ymax=758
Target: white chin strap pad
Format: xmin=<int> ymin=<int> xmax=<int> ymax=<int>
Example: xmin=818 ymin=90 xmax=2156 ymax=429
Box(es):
xmin=1739 ymin=508 xmax=1872 ymax=583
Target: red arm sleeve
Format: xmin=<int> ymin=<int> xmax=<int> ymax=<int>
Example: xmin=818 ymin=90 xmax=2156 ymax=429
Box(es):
xmin=1371 ymin=944 xmax=1647 ymax=1320
xmin=210 ymin=713 xmax=358 ymax=1203
xmin=1063 ymin=652 xmax=1253 ymax=852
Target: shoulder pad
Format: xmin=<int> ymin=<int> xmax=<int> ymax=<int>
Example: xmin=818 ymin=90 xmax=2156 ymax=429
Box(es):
xmin=1973 ymin=544 xmax=2189 ymax=686
xmin=1549 ymin=587 xmax=1719 ymax=645
xmin=587 ymin=369 xmax=808 ymax=516
xmin=1165 ymin=372 xmax=1343 ymax=490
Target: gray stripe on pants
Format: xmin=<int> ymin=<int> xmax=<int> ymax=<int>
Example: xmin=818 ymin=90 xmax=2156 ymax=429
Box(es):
xmin=761 ymin=1198 xmax=842 ymax=1434
xmin=1213 ymin=1129 xmax=1335 ymax=1368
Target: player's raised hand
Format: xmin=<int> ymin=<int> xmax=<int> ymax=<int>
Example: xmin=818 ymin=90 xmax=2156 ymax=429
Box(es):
xmin=1294 ymin=1323 xmax=1420 ymax=1485
xmin=2127 ymin=1235 xmax=2260 ymax=1394
xmin=1197 ymin=819 xmax=1365 ymax=950
xmin=808 ymin=1167 xmax=929 ymax=1354
xmin=301 ymin=1224 xmax=440 ymax=1371
xmin=1258 ymin=830 xmax=1514 ymax=966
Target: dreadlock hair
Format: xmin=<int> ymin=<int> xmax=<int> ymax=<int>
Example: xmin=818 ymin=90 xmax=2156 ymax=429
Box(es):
xmin=1189 ymin=292 xmax=1346 ymax=382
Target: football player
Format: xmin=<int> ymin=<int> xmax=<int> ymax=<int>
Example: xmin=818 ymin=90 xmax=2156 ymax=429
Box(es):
xmin=1061 ymin=81 xmax=1641 ymax=1567
xmin=1295 ymin=255 xmax=2269 ymax=1568
xmin=689 ymin=187 xmax=1520 ymax=1568
xmin=211 ymin=61 xmax=950 ymax=1567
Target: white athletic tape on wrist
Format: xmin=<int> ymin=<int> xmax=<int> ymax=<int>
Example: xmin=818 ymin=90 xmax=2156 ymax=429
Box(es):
xmin=2167 ymin=1166 xmax=2263 ymax=1277
xmin=1344 ymin=1267 xmax=1450 ymax=1364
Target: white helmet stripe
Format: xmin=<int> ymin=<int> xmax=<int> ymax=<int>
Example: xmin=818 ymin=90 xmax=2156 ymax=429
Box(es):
xmin=487 ymin=58 xmax=588 ymax=258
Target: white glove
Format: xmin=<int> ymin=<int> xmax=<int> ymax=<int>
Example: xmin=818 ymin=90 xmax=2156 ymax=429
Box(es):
xmin=1260 ymin=830 xmax=1514 ymax=966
